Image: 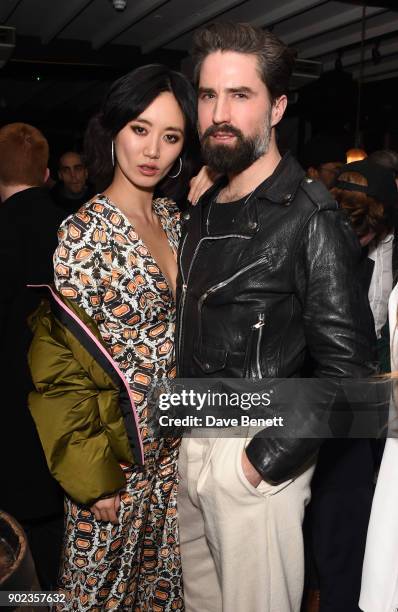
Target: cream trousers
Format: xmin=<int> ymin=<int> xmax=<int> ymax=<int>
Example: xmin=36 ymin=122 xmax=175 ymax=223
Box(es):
xmin=178 ymin=434 xmax=314 ymax=612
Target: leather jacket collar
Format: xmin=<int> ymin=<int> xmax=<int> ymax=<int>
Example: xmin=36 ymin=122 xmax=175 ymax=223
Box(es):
xmin=196 ymin=153 xmax=306 ymax=237
xmin=199 ymin=152 xmax=306 ymax=210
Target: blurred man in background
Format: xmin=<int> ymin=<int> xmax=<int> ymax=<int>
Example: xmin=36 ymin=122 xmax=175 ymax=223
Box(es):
xmin=51 ymin=150 xmax=93 ymax=215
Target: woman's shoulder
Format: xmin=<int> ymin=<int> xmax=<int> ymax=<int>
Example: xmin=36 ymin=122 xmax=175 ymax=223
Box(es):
xmin=153 ymin=197 xmax=181 ymax=227
xmin=58 ymin=194 xmax=113 ymax=237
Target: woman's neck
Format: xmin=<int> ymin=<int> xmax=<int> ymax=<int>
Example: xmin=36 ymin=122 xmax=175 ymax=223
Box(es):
xmin=104 ymin=169 xmax=155 ymax=223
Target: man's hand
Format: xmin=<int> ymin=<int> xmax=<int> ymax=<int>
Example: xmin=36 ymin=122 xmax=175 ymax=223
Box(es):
xmin=188 ymin=166 xmax=219 ymax=205
xmin=90 ymin=493 xmax=121 ymax=524
xmin=242 ymin=450 xmax=263 ymax=488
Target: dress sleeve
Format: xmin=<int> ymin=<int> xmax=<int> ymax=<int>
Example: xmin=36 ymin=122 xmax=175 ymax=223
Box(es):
xmin=53 ymin=207 xmax=111 ymax=323
xmin=161 ymin=198 xmax=181 ymax=252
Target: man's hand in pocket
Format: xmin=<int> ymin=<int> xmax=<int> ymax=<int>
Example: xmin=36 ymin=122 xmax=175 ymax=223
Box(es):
xmin=242 ymin=450 xmax=263 ymax=488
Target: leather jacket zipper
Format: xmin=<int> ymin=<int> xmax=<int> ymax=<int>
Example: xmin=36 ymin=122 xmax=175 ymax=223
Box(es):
xmin=177 ymin=231 xmax=189 ymax=365
xmin=178 ymin=232 xmax=251 ymax=367
xmin=198 ymin=254 xmax=270 ymax=309
xmin=195 ymin=256 xmax=269 ymax=367
xmin=254 ymin=313 xmax=265 ymax=379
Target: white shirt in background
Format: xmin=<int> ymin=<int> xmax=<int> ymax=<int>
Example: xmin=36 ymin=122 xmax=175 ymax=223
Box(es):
xmin=368 ymin=232 xmax=394 ymax=338
xmin=359 ymin=282 xmax=398 ymax=612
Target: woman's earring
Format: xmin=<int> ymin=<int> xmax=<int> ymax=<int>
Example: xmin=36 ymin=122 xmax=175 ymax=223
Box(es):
xmin=168 ymin=156 xmax=182 ymax=179
xmin=111 ymin=141 xmax=115 ymax=167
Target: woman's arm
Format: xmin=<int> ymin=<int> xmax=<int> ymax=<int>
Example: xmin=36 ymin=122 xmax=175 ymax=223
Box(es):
xmin=28 ymin=301 xmax=126 ymax=508
xmin=29 ymin=208 xmax=126 ymax=517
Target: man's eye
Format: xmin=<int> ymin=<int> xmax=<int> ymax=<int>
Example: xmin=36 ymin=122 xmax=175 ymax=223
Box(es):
xmin=165 ymin=134 xmax=180 ymax=144
xmin=201 ymin=93 xmax=215 ymax=100
xmin=131 ymin=126 xmax=146 ymax=135
xmin=233 ymin=93 xmax=248 ymax=99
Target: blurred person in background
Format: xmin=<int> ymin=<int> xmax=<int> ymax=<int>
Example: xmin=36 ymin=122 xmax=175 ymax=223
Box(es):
xmin=0 ymin=122 xmax=64 ymax=589
xmin=359 ymin=150 xmax=398 ymax=612
xmin=334 ymin=159 xmax=397 ymax=355
xmin=51 ymin=150 xmax=94 ymax=215
xmin=369 ymin=149 xmax=398 ymax=189
xmin=304 ymin=160 xmax=396 ymax=612
xmin=301 ymin=134 xmax=347 ymax=189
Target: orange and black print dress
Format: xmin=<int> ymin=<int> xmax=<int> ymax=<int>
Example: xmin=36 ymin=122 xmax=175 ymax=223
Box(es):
xmin=53 ymin=194 xmax=183 ymax=611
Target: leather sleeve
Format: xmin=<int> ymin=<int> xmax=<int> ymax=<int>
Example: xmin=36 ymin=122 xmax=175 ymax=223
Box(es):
xmin=297 ymin=208 xmax=376 ymax=378
xmin=246 ymin=208 xmax=377 ymax=484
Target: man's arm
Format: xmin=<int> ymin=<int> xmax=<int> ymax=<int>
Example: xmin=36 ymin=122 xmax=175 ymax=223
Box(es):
xmin=245 ymin=208 xmax=376 ymax=484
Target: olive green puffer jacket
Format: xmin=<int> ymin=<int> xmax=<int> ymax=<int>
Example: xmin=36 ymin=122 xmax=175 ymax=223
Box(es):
xmin=28 ymin=285 xmax=144 ymax=506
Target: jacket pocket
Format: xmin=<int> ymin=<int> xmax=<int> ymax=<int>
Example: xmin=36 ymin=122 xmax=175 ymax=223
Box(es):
xmin=243 ymin=313 xmax=265 ymax=378
xmin=193 ymin=343 xmax=227 ymax=374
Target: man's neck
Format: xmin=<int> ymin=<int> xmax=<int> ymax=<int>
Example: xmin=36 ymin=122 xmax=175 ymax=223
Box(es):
xmin=222 ymin=137 xmax=282 ymax=202
xmin=62 ymin=184 xmax=88 ymax=199
xmin=0 ymin=183 xmax=37 ymax=203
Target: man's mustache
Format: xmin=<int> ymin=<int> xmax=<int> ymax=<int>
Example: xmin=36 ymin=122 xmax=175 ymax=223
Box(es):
xmin=201 ymin=124 xmax=244 ymax=141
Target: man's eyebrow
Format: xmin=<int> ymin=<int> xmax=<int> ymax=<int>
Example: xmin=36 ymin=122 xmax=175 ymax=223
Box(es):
xmin=198 ymin=86 xmax=254 ymax=95
xmin=227 ymin=87 xmax=254 ymax=94
xmin=198 ymin=87 xmax=215 ymax=95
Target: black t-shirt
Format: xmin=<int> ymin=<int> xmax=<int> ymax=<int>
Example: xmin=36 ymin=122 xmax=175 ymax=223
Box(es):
xmin=203 ymin=193 xmax=249 ymax=233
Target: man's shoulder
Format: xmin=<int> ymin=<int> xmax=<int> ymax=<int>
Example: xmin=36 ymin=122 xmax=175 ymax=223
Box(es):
xmin=297 ymin=177 xmax=338 ymax=212
xmin=1 ymin=186 xmax=64 ymax=221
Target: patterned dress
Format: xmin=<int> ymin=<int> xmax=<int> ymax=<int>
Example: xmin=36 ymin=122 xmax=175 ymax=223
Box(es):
xmin=53 ymin=195 xmax=183 ymax=611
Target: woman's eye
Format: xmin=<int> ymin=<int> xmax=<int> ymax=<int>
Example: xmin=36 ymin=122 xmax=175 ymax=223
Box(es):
xmin=165 ymin=134 xmax=180 ymax=144
xmin=131 ymin=125 xmax=146 ymax=135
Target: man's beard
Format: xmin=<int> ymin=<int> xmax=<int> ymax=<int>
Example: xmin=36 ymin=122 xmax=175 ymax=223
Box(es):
xmin=200 ymin=113 xmax=272 ymax=175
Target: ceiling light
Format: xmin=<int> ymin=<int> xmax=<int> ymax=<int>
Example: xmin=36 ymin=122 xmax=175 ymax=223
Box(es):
xmin=346 ymin=148 xmax=367 ymax=163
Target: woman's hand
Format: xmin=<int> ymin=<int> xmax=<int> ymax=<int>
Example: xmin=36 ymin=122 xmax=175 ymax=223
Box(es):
xmin=188 ymin=166 xmax=219 ymax=205
xmin=90 ymin=493 xmax=121 ymax=524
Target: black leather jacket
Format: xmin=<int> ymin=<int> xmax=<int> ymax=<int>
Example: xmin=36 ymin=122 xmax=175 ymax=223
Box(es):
xmin=176 ymin=153 xmax=375 ymax=483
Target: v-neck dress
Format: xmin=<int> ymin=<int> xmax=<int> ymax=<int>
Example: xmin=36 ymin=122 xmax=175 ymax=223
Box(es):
xmin=53 ymin=194 xmax=183 ymax=611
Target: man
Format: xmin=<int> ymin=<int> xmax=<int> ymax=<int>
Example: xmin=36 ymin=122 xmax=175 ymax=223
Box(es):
xmin=301 ymin=134 xmax=347 ymax=189
xmin=0 ymin=123 xmax=64 ymax=588
xmin=369 ymin=149 xmax=398 ymax=189
xmin=51 ymin=150 xmax=93 ymax=215
xmin=176 ymin=23 xmax=375 ymax=612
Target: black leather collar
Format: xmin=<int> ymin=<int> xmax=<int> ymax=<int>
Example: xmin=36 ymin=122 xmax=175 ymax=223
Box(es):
xmin=255 ymin=152 xmax=305 ymax=204
xmin=195 ymin=152 xmax=306 ymax=210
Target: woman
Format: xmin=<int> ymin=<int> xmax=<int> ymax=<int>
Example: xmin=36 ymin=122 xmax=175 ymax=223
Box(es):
xmin=28 ymin=64 xmax=198 ymax=611
xmin=358 ymin=286 xmax=398 ymax=612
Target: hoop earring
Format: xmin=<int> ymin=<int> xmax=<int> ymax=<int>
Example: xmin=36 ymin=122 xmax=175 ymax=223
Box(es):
xmin=168 ymin=156 xmax=182 ymax=179
xmin=111 ymin=141 xmax=115 ymax=167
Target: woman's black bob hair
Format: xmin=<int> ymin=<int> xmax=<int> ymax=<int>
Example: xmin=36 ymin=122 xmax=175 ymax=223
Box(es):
xmin=84 ymin=64 xmax=200 ymax=201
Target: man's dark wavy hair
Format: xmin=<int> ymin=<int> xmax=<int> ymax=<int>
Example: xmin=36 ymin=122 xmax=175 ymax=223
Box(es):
xmin=84 ymin=64 xmax=200 ymax=201
xmin=192 ymin=22 xmax=295 ymax=104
